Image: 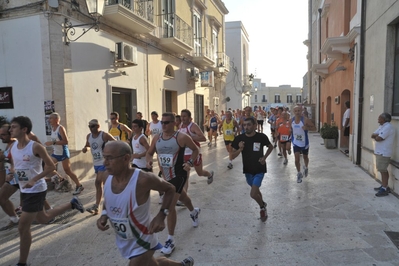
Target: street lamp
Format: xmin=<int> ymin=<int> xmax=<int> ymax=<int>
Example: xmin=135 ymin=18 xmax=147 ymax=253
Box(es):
xmin=64 ymin=0 xmax=105 ymax=45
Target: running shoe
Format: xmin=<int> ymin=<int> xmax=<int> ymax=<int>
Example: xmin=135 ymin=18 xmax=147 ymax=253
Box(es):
xmin=176 ymin=200 xmax=185 ymax=207
xmin=274 ymin=144 xmax=277 ymax=148
xmin=288 ymin=149 xmax=292 ymax=155
xmin=70 ymin=196 xmax=84 ymax=213
xmin=0 ymin=220 xmax=18 ymax=231
xmin=375 ymin=187 xmax=389 ymax=197
xmin=190 ymin=207 xmax=201 ymax=228
xmin=207 ymin=171 xmax=214 ymax=185
xmin=214 ymin=142 xmax=217 ymax=147
xmin=207 ymin=142 xmax=212 ymax=147
xmin=283 ymin=158 xmax=288 ymax=165
xmin=297 ymin=172 xmax=303 ymax=183
xmin=86 ymin=204 xmax=99 ymax=214
xmin=181 ymin=256 xmax=195 ymax=266
xmin=260 ymin=204 xmax=268 ymax=222
xmin=51 ymin=175 xmax=59 ymax=186
xmin=72 ymin=185 xmax=84 ymax=195
xmin=55 ymin=178 xmax=66 ymax=191
xmin=161 ymin=239 xmax=175 ymax=255
xmin=227 ymin=163 xmax=233 ymax=169
xmin=15 ymin=206 xmax=22 ymax=216
xmin=47 ymin=217 xmax=56 ymax=224
xmin=374 ymin=186 xmax=391 ymax=192
xmin=304 ymin=167 xmax=308 ymax=177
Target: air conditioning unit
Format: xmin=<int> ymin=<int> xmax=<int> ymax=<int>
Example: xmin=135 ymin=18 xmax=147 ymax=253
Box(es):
xmin=115 ymin=42 xmax=138 ymax=65
xmin=335 ymin=96 xmax=340 ymax=104
xmin=189 ymin=67 xmax=199 ymax=81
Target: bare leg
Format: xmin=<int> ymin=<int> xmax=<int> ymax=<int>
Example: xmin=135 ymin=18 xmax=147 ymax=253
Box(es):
xmin=62 ymin=159 xmax=80 ymax=187
xmin=18 ymin=211 xmax=37 ymax=264
xmin=0 ymin=183 xmax=18 ymax=217
xmin=381 ymin=171 xmax=389 ymax=188
xmin=250 ymin=185 xmax=264 ymax=207
xmin=294 ymin=152 xmax=301 ymax=172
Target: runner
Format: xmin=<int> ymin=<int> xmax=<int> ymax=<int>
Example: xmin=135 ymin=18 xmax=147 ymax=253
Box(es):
xmin=82 ymin=119 xmax=115 ymax=214
xmin=219 ymin=110 xmax=239 ymax=169
xmin=146 ymin=111 xmax=162 ymax=140
xmin=230 ymin=117 xmax=273 ymax=222
xmin=97 ymin=141 xmax=194 ymax=266
xmin=109 ymin=111 xmax=132 ymax=142
xmin=203 ymin=109 xmax=211 ymax=144
xmin=44 ymin=112 xmax=83 ymax=195
xmin=9 ymin=116 xmax=84 ymax=266
xmin=255 ymin=107 xmax=266 ymax=133
xmin=146 ymin=112 xmax=201 ymax=255
xmin=179 ymin=109 xmax=214 ymax=184
xmin=207 ymin=110 xmax=221 ymax=147
xmin=276 ymin=112 xmax=292 ymax=165
xmin=291 ymin=105 xmax=316 ymax=183
xmin=130 ymin=119 xmax=152 ymax=172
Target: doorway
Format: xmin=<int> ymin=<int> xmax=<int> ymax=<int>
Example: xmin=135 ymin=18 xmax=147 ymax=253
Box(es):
xmin=194 ymin=94 xmax=204 ymax=131
xmin=112 ymin=87 xmax=137 ymax=125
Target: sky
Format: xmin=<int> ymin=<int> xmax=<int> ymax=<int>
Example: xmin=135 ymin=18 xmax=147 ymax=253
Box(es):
xmin=224 ymin=0 xmax=309 ymax=87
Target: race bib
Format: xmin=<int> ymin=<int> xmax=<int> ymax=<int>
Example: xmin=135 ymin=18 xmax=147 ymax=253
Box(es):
xmin=110 ymin=217 xmax=134 ymax=240
xmin=210 ymin=122 xmax=217 ymax=127
xmin=92 ymin=151 xmax=102 ymax=161
xmin=281 ymin=135 xmax=289 ymax=141
xmin=253 ymin=142 xmax=260 ymax=151
xmin=15 ymin=168 xmax=30 ymax=188
xmin=225 ymin=129 xmax=233 ymax=135
xmin=295 ymin=134 xmax=304 ymax=141
xmin=159 ymin=154 xmax=173 ymax=168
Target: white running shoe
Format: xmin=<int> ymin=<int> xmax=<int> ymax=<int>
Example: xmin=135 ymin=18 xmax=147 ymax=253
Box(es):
xmin=304 ymin=167 xmax=308 ymax=177
xmin=297 ymin=172 xmax=303 ymax=183
xmin=283 ymin=158 xmax=288 ymax=165
xmin=207 ymin=171 xmax=214 ymax=185
xmin=161 ymin=239 xmax=175 ymax=255
xmin=227 ymin=163 xmax=233 ymax=169
xmin=190 ymin=207 xmax=201 ymax=228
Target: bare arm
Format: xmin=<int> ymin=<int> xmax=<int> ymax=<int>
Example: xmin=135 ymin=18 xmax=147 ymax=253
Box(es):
xmin=82 ymin=134 xmax=91 ymax=153
xmin=132 ymin=136 xmax=150 ymax=159
xmin=146 ymin=134 xmax=159 ymax=169
xmin=121 ymin=124 xmax=133 ymax=140
xmin=190 ymin=124 xmax=207 ymax=142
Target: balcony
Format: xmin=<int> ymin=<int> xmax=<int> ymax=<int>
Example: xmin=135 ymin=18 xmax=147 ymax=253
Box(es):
xmin=104 ymin=0 xmax=157 ymax=34
xmin=158 ymin=13 xmax=193 ymax=54
xmin=215 ymin=52 xmax=230 ymax=74
xmin=192 ymin=37 xmax=215 ymax=67
xmin=321 ymin=26 xmax=360 ymax=60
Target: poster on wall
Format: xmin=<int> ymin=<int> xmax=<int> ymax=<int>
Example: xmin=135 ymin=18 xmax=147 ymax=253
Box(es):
xmin=201 ymin=71 xmax=214 ymax=87
xmin=0 ymin=87 xmax=14 ymax=109
xmin=44 ymin=100 xmax=55 ymax=135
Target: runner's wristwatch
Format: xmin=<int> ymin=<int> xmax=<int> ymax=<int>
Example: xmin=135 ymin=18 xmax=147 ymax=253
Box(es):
xmin=160 ymin=208 xmax=169 ymax=216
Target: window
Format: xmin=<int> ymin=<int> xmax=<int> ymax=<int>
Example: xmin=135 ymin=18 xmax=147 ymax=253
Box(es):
xmin=165 ymin=65 xmax=174 ymax=78
xmin=393 ymin=23 xmax=399 ymax=116
xmin=287 ymin=94 xmax=293 ymax=103
xmin=193 ymin=12 xmax=202 ymax=56
xmin=162 ymin=0 xmax=175 ymax=38
xmin=212 ymin=29 xmax=218 ymax=61
xmin=296 ymin=94 xmax=302 ymax=103
xmin=262 ymin=95 xmax=267 ymax=102
xmin=254 ymin=95 xmax=257 ymax=102
xmin=274 ymin=94 xmax=280 ymax=103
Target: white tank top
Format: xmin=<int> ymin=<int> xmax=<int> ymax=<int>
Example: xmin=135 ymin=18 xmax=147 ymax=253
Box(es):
xmin=149 ymin=121 xmax=162 ymax=137
xmin=88 ymin=131 xmax=105 ymax=166
xmin=51 ymin=125 xmax=64 ymax=155
xmin=291 ymin=118 xmax=309 ymax=148
xmin=131 ymin=134 xmax=148 ymax=168
xmin=179 ymin=122 xmax=201 ymax=155
xmin=103 ymin=169 xmax=159 ymax=258
xmin=11 ymin=140 xmax=47 ymax=193
xmin=256 ymin=111 xmax=264 ymax=120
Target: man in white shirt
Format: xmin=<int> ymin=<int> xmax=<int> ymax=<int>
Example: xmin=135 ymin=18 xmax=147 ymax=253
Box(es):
xmin=371 ymin=113 xmax=396 ymax=197
xmin=342 ymin=101 xmax=350 ymax=153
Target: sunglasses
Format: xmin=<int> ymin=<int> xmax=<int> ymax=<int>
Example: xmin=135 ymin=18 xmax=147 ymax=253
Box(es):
xmin=88 ymin=125 xmax=97 ymax=128
xmin=161 ymin=121 xmax=172 ymax=125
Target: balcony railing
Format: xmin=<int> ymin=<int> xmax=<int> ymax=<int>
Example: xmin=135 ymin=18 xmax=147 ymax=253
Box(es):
xmin=160 ymin=13 xmax=192 ymax=48
xmin=106 ymin=0 xmax=154 ymax=23
xmin=216 ymin=52 xmax=230 ymax=71
xmin=193 ymin=37 xmax=214 ymax=60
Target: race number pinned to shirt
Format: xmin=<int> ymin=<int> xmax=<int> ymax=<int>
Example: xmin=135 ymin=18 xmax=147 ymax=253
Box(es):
xmin=92 ymin=152 xmax=101 ymax=161
xmin=159 ymin=154 xmax=173 ymax=168
xmin=281 ymin=135 xmax=289 ymax=141
xmin=253 ymin=142 xmax=261 ymax=151
xmin=15 ymin=168 xmax=30 ymax=188
xmin=110 ymin=217 xmax=134 ymax=240
xmin=225 ymin=129 xmax=233 ymax=135
xmin=295 ymin=134 xmax=304 ymax=141
xmin=210 ymin=122 xmax=217 ymax=127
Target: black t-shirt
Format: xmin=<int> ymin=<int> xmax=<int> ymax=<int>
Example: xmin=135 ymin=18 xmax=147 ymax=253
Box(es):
xmin=232 ymin=132 xmax=272 ymax=174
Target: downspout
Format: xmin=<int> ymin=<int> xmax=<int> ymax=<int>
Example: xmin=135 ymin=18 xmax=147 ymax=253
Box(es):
xmin=308 ymin=0 xmax=312 ymax=107
xmin=318 ymin=7 xmax=322 ymax=131
xmin=356 ymin=0 xmax=366 ymax=165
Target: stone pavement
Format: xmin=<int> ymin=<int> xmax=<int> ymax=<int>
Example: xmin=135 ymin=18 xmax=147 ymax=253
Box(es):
xmin=1 ymin=127 xmax=399 ymax=266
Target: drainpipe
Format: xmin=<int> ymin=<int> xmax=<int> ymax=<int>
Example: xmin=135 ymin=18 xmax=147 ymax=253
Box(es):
xmin=356 ymin=0 xmax=366 ymax=165
xmin=308 ymin=0 xmax=312 ymax=108
xmin=318 ymin=7 xmax=322 ymax=131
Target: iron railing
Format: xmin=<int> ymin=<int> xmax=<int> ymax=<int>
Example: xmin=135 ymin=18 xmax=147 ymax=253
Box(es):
xmin=216 ymin=52 xmax=230 ymax=71
xmin=160 ymin=13 xmax=193 ymax=47
xmin=193 ymin=37 xmax=214 ymax=60
xmin=106 ymin=0 xmax=154 ymax=23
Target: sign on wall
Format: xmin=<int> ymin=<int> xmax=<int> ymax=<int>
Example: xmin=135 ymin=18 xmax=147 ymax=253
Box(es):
xmin=44 ymin=100 xmax=55 ymax=135
xmin=0 ymin=87 xmax=14 ymax=109
xmin=201 ymin=71 xmax=214 ymax=87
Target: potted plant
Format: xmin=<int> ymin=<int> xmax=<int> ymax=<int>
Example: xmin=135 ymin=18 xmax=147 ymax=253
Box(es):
xmin=320 ymin=123 xmax=338 ymax=149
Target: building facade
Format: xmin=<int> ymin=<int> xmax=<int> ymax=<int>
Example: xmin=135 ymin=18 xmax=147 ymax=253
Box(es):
xmin=225 ymin=21 xmax=251 ymax=110
xmin=0 ymin=0 xmax=229 ymax=178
